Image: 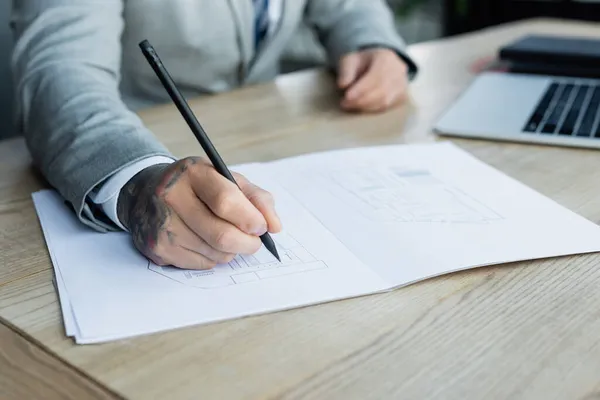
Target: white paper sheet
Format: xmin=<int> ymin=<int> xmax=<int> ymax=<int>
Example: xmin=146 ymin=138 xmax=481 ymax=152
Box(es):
xmin=269 ymin=142 xmax=600 ymax=287
xmin=33 ymin=163 xmax=388 ymax=343
xmin=32 ymin=142 xmax=600 ymax=343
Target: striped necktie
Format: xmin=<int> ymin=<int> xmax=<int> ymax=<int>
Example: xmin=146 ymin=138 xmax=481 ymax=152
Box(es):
xmin=253 ymin=0 xmax=270 ymax=49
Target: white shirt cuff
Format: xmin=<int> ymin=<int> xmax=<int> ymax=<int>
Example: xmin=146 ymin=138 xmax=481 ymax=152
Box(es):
xmin=89 ymin=156 xmax=175 ymax=230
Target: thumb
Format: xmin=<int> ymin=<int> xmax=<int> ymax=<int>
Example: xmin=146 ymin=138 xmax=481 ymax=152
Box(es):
xmin=235 ymin=174 xmax=282 ymax=234
xmin=337 ymin=52 xmax=362 ymax=89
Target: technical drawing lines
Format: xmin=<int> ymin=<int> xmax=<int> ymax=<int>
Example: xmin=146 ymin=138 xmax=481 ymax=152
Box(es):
xmin=148 ymin=232 xmax=328 ymax=288
xmin=327 ymin=166 xmax=503 ymax=224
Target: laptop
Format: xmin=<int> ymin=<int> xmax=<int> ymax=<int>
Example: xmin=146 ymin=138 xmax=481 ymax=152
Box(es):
xmin=434 ymin=35 xmax=600 ymax=149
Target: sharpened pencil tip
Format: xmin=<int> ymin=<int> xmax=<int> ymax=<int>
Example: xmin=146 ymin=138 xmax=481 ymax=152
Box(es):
xmin=268 ymin=242 xmax=281 ymax=262
xmin=260 ymin=233 xmax=281 ymax=262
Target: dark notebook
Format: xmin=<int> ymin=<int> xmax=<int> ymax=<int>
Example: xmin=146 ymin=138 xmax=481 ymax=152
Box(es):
xmin=499 ymin=35 xmax=600 ymax=78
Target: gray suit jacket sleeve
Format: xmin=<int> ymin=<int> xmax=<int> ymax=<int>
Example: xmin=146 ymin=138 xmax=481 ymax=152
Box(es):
xmin=10 ymin=0 xmax=175 ymax=232
xmin=305 ymin=0 xmax=418 ymax=79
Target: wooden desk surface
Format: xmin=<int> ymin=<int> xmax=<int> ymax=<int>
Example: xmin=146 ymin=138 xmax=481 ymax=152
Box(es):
xmin=0 ymin=322 xmax=120 ymax=400
xmin=2 ymin=18 xmax=600 ymax=399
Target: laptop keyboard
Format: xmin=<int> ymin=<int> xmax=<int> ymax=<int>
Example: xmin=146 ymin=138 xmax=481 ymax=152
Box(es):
xmin=523 ymin=80 xmax=600 ymax=138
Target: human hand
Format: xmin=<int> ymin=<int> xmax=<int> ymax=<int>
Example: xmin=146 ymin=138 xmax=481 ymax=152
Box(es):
xmin=117 ymin=157 xmax=281 ymax=270
xmin=337 ymin=48 xmax=409 ymax=113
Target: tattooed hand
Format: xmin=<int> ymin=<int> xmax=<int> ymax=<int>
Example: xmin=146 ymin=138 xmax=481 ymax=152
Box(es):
xmin=116 ymin=157 xmax=281 ymax=270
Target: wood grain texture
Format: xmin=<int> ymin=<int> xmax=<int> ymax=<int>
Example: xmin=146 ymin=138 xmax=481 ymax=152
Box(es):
xmin=0 ymin=200 xmax=52 ymax=286
xmin=1 ymin=18 xmax=600 ymax=399
xmin=0 ymin=322 xmax=121 ymax=400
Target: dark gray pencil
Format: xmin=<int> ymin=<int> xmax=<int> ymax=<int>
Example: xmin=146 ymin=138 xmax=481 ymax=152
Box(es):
xmin=139 ymin=39 xmax=281 ymax=262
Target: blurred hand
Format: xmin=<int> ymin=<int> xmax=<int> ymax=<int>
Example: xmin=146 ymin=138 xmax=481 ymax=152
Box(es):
xmin=117 ymin=157 xmax=281 ymax=270
xmin=337 ymin=48 xmax=409 ymax=113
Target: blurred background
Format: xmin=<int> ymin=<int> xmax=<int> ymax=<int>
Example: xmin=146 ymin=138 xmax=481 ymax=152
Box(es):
xmin=390 ymin=0 xmax=600 ymax=43
xmin=1 ymin=1 xmax=599 ymax=139
xmin=0 ymin=1 xmax=12 ymax=140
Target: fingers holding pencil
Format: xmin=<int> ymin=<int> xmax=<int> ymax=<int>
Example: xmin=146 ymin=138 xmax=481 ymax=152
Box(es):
xmin=116 ymin=157 xmax=282 ymax=270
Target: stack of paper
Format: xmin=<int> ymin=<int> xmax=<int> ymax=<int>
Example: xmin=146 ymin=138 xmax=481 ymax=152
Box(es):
xmin=33 ymin=142 xmax=600 ymax=343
